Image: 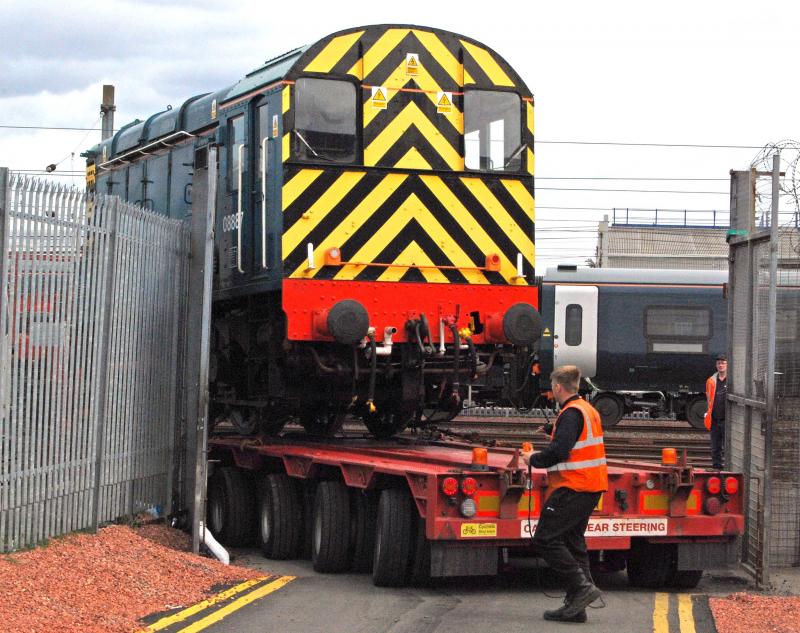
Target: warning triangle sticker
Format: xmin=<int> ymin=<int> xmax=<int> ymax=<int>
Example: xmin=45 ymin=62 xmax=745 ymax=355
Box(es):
xmin=543 ymin=327 xmax=551 ymax=336
xmin=437 ymin=93 xmax=451 ymax=107
xmin=373 ymin=88 xmax=386 ymax=102
xmin=371 ymin=86 xmax=388 ymax=110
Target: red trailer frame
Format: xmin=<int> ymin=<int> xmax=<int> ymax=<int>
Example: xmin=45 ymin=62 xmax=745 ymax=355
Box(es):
xmin=207 ymin=435 xmax=743 ymax=587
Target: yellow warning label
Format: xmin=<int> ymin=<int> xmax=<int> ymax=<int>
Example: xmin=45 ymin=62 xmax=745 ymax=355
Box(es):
xmin=272 ymin=114 xmax=279 ymax=138
xmin=406 ymin=53 xmax=420 ymax=76
xmin=436 ymin=91 xmax=453 ymax=114
xmin=460 ymin=523 xmax=497 ymax=538
xmin=543 ymin=328 xmax=551 ymax=337
xmin=85 ymin=163 xmax=96 ymax=186
xmin=211 ymin=99 xmax=217 ymax=119
xmin=371 ymin=86 xmax=388 ymax=110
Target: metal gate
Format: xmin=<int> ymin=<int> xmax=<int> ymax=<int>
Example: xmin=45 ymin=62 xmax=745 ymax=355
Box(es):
xmin=728 ymin=151 xmax=800 ymax=587
xmin=0 ymin=169 xmax=190 ymax=552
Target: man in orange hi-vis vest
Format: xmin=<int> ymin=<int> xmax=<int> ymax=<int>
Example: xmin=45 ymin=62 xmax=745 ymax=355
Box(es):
xmin=522 ymin=365 xmax=608 ymax=623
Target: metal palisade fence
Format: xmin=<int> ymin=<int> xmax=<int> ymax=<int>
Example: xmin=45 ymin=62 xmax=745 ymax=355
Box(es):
xmin=728 ymin=157 xmax=800 ymax=587
xmin=0 ymin=169 xmax=190 ymax=552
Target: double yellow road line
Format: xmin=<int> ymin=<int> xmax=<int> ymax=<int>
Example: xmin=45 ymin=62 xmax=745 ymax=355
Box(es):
xmin=653 ymin=593 xmax=715 ymax=633
xmin=137 ymin=575 xmax=295 ymax=633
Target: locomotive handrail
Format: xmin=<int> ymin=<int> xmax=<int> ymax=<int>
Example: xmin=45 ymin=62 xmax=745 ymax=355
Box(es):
xmin=237 ymin=143 xmax=244 ymax=274
xmin=261 ymin=136 xmax=268 ymax=269
xmin=96 ymin=131 xmax=195 ymax=170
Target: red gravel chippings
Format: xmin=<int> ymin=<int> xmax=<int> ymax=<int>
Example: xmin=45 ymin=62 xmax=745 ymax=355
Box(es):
xmin=710 ymin=593 xmax=800 ymax=633
xmin=0 ymin=524 xmax=265 ymax=633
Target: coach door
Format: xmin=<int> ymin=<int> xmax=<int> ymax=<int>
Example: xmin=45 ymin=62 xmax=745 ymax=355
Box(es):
xmin=553 ymin=285 xmax=598 ymax=378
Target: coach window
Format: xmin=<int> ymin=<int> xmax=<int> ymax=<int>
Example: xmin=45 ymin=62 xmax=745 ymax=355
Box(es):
xmin=228 ymin=115 xmax=245 ymax=189
xmin=464 ymin=90 xmax=522 ymax=172
xmin=645 ymin=306 xmax=711 ymax=353
xmin=564 ymin=304 xmax=583 ymax=346
xmin=293 ymin=78 xmax=357 ymax=163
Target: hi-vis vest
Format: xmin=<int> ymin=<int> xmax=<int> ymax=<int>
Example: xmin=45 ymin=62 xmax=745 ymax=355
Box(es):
xmin=547 ymin=398 xmax=608 ymax=497
xmin=703 ymin=372 xmax=720 ymax=430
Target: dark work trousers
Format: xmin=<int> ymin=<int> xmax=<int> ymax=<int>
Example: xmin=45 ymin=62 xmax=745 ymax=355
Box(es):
xmin=531 ymin=487 xmax=602 ymax=592
xmin=710 ymin=418 xmax=725 ymax=470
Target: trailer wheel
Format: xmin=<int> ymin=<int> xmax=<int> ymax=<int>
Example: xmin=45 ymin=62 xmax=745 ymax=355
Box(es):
xmin=312 ymin=481 xmax=351 ymax=573
xmin=408 ymin=513 xmax=432 ymax=586
xmin=300 ymin=481 xmax=317 ymax=559
xmin=626 ymin=540 xmax=673 ymax=588
xmin=593 ymin=394 xmax=624 ymax=428
xmin=349 ymin=490 xmax=377 ymax=572
xmin=207 ymin=467 xmax=255 ymax=546
xmin=373 ymin=488 xmax=414 ymax=586
xmin=685 ymin=396 xmax=707 ymax=429
xmin=257 ymin=473 xmax=303 ymax=559
xmin=669 ymin=569 xmax=703 ymax=589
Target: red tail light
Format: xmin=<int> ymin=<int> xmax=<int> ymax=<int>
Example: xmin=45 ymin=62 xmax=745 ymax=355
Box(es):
xmin=442 ymin=477 xmax=458 ymax=496
xmin=707 ymin=476 xmax=721 ymax=495
xmin=724 ymin=477 xmax=739 ymax=495
xmin=461 ymin=477 xmax=478 ymax=496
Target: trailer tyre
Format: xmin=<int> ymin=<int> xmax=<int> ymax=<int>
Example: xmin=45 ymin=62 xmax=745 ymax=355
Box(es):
xmin=408 ymin=514 xmax=432 ymax=586
xmin=207 ymin=467 xmax=255 ymax=547
xmin=593 ymin=394 xmax=624 ymax=428
xmin=685 ymin=396 xmax=708 ymax=430
xmin=258 ymin=474 xmax=303 ymax=559
xmin=349 ymin=491 xmax=377 ymax=572
xmin=626 ymin=540 xmax=673 ymax=588
xmin=312 ymin=481 xmax=351 ymax=573
xmin=373 ymin=488 xmax=414 ymax=587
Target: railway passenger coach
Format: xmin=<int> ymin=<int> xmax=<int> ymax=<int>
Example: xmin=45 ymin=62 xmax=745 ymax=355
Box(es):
xmin=538 ymin=266 xmax=728 ymax=428
xmin=85 ymin=25 xmax=541 ymax=438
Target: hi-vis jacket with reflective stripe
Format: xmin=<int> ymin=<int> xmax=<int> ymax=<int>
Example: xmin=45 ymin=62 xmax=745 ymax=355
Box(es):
xmin=546 ymin=398 xmax=608 ymax=498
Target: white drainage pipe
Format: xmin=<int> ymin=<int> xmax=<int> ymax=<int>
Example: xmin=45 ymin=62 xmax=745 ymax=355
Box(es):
xmin=199 ymin=521 xmax=230 ymax=565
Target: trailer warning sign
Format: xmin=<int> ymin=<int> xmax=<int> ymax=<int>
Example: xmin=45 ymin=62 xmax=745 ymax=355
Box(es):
xmin=521 ymin=517 xmax=668 ymax=538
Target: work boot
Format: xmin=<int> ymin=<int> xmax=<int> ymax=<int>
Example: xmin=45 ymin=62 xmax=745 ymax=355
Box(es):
xmin=543 ymin=604 xmax=587 ymax=623
xmin=560 ymin=581 xmax=601 ymax=619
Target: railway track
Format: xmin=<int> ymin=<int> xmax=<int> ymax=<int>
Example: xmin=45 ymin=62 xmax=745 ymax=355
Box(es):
xmin=437 ymin=416 xmax=712 ymax=468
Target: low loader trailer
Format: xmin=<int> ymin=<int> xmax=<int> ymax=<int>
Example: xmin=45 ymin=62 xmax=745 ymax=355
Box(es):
xmin=206 ymin=435 xmax=743 ymax=588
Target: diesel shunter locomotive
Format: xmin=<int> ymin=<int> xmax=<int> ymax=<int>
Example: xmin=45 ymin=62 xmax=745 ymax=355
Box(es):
xmin=85 ymin=25 xmax=541 ymax=438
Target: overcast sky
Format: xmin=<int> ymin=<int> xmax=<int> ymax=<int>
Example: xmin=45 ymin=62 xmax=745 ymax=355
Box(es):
xmin=2 ymin=0 xmax=798 ymax=267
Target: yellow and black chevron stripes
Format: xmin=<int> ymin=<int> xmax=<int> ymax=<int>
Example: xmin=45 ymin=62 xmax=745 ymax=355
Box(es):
xmin=526 ymin=100 xmax=535 ymax=175
xmin=282 ymin=84 xmax=291 ymax=163
xmin=364 ymin=99 xmax=463 ymax=170
xmin=297 ymin=27 xmax=526 ymax=92
xmin=281 ymin=167 xmax=534 ymax=285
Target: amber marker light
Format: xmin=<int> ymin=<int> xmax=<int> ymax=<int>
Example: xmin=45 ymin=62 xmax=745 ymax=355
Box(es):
xmin=471 ymin=447 xmax=489 ymax=470
xmin=661 ymin=448 xmax=678 ymax=465
xmin=521 ymin=442 xmax=533 ymax=453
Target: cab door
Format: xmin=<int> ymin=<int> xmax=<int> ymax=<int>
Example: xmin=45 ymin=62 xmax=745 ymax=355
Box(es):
xmin=252 ymin=94 xmax=281 ymax=280
xmin=553 ymin=285 xmax=598 ymax=377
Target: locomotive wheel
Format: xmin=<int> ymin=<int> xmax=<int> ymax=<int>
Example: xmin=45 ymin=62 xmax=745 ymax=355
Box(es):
xmin=207 ymin=467 xmax=255 ymax=546
xmin=373 ymin=488 xmax=414 ymax=587
xmin=626 ymin=540 xmax=673 ymax=588
xmin=349 ymin=490 xmax=377 ymax=572
xmin=363 ymin=404 xmax=415 ymax=439
xmin=312 ymin=481 xmax=351 ymax=573
xmin=300 ymin=409 xmax=345 ymax=436
xmin=257 ymin=473 xmax=303 ymax=559
xmin=685 ymin=396 xmax=708 ymax=429
xmin=592 ymin=394 xmax=624 ymax=428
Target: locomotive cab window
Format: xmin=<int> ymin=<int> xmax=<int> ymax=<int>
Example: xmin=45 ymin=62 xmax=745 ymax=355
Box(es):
xmin=645 ymin=306 xmax=711 ymax=354
xmin=293 ymin=78 xmax=357 ymax=163
xmin=464 ymin=90 xmax=522 ymax=172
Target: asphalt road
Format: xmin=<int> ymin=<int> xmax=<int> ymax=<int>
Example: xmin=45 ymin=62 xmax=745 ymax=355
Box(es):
xmin=188 ymin=549 xmax=747 ymax=633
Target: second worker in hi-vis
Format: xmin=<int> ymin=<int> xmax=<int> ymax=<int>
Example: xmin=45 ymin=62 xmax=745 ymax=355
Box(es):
xmin=522 ymin=365 xmax=608 ymax=623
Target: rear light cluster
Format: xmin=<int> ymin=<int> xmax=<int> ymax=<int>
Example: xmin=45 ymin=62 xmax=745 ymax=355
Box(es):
xmin=703 ymin=476 xmax=739 ymax=515
xmin=442 ymin=475 xmax=481 ymax=518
